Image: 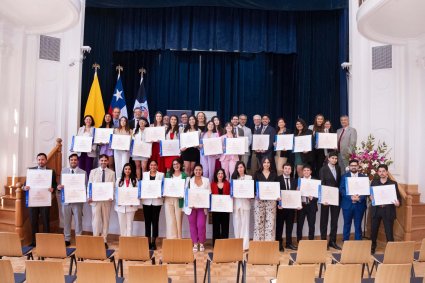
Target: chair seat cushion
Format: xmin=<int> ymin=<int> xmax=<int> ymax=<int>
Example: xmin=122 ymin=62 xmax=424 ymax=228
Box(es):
xmin=373 ymin=254 xmax=384 ymax=264
xmin=66 ymin=248 xmax=76 ymax=257
xmin=331 ymin=253 xmax=341 ymax=263
xmin=116 ymin=277 xmax=125 ymax=283
xmin=413 ymin=251 xmax=420 ymax=261
xmin=65 ymin=275 xmax=77 ymax=283
xmin=21 ymin=246 xmax=33 ymax=255
xmin=106 ymin=249 xmax=115 ymax=259
xmin=289 ymin=253 xmax=297 ymax=262
xmin=14 ymin=273 xmax=26 ymax=283
xmin=208 ymin=252 xmax=214 ymax=261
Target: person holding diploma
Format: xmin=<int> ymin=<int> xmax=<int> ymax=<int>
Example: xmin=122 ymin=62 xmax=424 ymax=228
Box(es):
xmin=200 ymin=121 xmax=219 ymax=182
xmin=293 ymin=118 xmax=314 ymax=178
xmin=308 ymin=114 xmax=326 ymax=177
xmin=132 ymin=117 xmax=150 ymax=179
xmin=255 ymin=114 xmax=276 ymax=171
xmin=251 ymin=114 xmax=262 ymax=174
xmin=180 ymin=115 xmax=201 ymax=177
xmin=276 ymin=163 xmax=298 ymax=251
xmin=142 ymin=160 xmax=164 ymax=249
xmin=370 ymin=164 xmax=401 ymax=254
xmin=323 ymin=120 xmax=335 ymax=158
xmin=296 ymin=164 xmax=318 ymax=242
xmin=76 ymin=115 xmax=97 ymax=174
xmin=274 ymin=118 xmax=292 ymax=176
xmin=211 ymin=168 xmax=231 ymax=246
xmin=339 ymin=159 xmax=367 ymax=241
xmin=88 ymin=154 xmax=116 ymax=248
xmin=57 ymin=154 xmax=87 ymax=246
xmin=113 ymin=116 xmax=132 ymax=179
xmin=220 ymin=122 xmax=239 ymax=180
xmin=163 ymin=115 xmax=180 ymax=172
xmin=319 ymin=151 xmax=341 ymax=250
xmin=212 ymin=116 xmax=224 ymax=136
xmin=99 ymin=113 xmax=115 ymax=170
xmin=185 ymin=164 xmax=210 ymax=252
xmin=254 ymin=157 xmax=278 ymax=241
xmin=164 ymin=158 xmax=187 ymax=239
xmin=151 ymin=111 xmax=165 ymax=172
xmin=115 ymin=163 xmax=138 ymax=237
xmin=24 ymin=153 xmax=57 ymax=247
xmin=238 ymin=114 xmax=252 ymax=168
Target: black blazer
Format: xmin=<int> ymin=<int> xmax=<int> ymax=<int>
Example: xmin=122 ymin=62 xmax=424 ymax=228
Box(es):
xmin=257 ymin=125 xmax=276 ymax=152
xmin=294 ymin=129 xmax=314 ymax=165
xmin=370 ymin=179 xmax=402 ymax=220
xmin=28 ymin=166 xmax=57 ymax=192
xmin=129 ymin=119 xmax=137 ymax=129
xmin=319 ymin=164 xmax=341 ymax=188
xmin=278 ymin=175 xmax=297 ymax=191
xmin=277 ymin=128 xmax=293 ymax=158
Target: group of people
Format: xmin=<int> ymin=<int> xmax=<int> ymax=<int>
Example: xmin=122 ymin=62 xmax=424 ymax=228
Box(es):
xmin=23 ymin=109 xmax=400 ymax=255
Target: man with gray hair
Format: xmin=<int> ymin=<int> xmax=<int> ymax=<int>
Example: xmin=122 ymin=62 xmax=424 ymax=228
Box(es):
xmin=238 ymin=114 xmax=252 ymax=167
xmin=337 ymin=115 xmax=357 ymax=173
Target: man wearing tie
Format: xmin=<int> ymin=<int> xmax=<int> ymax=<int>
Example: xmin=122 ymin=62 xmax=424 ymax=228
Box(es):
xmin=250 ymin=114 xmax=262 ymax=173
xmin=339 ymin=159 xmax=366 ymax=242
xmin=255 ymin=114 xmax=276 ymax=169
xmin=112 ymin=107 xmax=121 ymax=128
xmin=319 ymin=151 xmax=341 ymax=250
xmin=129 ymin=107 xmax=142 ymax=130
xmin=88 ymin=154 xmax=116 ymax=248
xmin=337 ymin=115 xmax=357 ymax=173
xmin=23 ymin=153 xmax=57 ymax=247
xmin=231 ymin=115 xmax=244 ymax=137
xmin=238 ymin=114 xmax=252 ymax=167
xmin=276 ymin=163 xmax=298 ymax=251
xmin=57 ymin=154 xmax=87 ymax=246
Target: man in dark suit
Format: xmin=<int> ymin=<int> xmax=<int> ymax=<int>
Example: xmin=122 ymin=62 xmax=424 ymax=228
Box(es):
xmin=255 ymin=114 xmax=276 ymax=168
xmin=231 ymin=115 xmax=244 ymax=137
xmin=23 ymin=153 xmax=57 ymax=246
xmin=276 ymin=163 xmax=298 ymax=251
xmin=339 ymin=159 xmax=367 ymax=242
xmin=319 ymin=151 xmax=341 ymax=249
xmin=129 ymin=107 xmax=143 ymax=130
xmin=370 ymin=164 xmax=401 ymax=254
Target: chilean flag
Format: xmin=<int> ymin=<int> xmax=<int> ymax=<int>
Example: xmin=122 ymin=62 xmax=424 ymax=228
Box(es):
xmin=108 ymin=74 xmax=128 ymax=118
xmin=133 ymin=74 xmax=150 ymax=123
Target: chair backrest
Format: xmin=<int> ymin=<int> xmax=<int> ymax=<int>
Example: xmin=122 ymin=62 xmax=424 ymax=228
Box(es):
xmin=419 ymin=238 xmax=425 ymax=262
xmin=162 ymin=239 xmax=194 ymax=264
xmin=75 ymin=235 xmax=107 ymax=260
xmin=36 ymin=233 xmax=67 ymax=258
xmin=296 ymin=240 xmax=327 ymax=264
xmin=323 ymin=264 xmax=362 ymax=283
xmin=276 ymin=265 xmax=316 ymax=283
xmin=77 ymin=262 xmax=116 ymax=283
xmin=383 ymin=241 xmax=415 ymax=264
xmin=118 ymin=236 xmax=150 ymax=261
xmin=0 ymin=232 xmax=23 ymax=257
xmin=374 ymin=264 xmax=411 ymax=283
xmin=340 ymin=240 xmax=372 ymax=264
xmin=211 ymin=239 xmax=244 ymax=263
xmin=0 ymin=259 xmax=15 ymax=283
xmin=26 ymin=260 xmax=65 ymax=283
xmin=128 ymin=265 xmax=168 ymax=283
xmin=247 ymin=241 xmax=280 ymax=265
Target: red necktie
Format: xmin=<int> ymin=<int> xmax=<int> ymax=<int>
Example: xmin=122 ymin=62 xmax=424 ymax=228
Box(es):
xmin=338 ymin=128 xmax=345 ymax=151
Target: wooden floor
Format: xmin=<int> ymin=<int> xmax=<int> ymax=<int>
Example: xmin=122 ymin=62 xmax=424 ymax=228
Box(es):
xmin=6 ymin=239 xmax=425 ymax=282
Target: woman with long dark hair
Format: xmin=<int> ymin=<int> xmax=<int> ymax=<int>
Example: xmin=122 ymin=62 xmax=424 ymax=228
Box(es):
xmin=180 ymin=115 xmax=201 ymax=176
xmin=113 ymin=116 xmax=132 ymax=179
xmin=163 ymin=115 xmax=180 ymax=172
xmin=294 ymin=118 xmax=314 ymax=178
xmin=200 ymin=121 xmax=219 ymax=182
xmin=76 ymin=115 xmax=97 ymax=174
xmin=132 ymin=117 xmax=150 ymax=179
xmin=99 ymin=113 xmax=114 ymax=169
xmin=274 ymin=117 xmax=292 ymax=176
xmin=211 ymin=168 xmax=230 ymax=246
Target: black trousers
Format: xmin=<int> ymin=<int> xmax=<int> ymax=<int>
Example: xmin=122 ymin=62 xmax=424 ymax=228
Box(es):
xmin=371 ymin=207 xmax=394 ymax=248
xmin=297 ymin=203 xmax=317 ymax=241
xmin=212 ymin=212 xmax=230 ymax=246
xmin=143 ymin=205 xmax=162 ymax=238
xmin=29 ymin=207 xmax=50 ymax=244
xmin=275 ymin=208 xmax=295 ymax=245
xmin=320 ymin=204 xmax=340 ymax=243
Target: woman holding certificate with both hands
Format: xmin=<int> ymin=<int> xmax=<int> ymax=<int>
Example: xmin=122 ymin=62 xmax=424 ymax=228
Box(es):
xmin=274 ymin=118 xmax=292 ymax=176
xmin=163 ymin=115 xmax=180 ymax=172
xmin=211 ymin=168 xmax=231 ymax=246
xmin=151 ymin=111 xmax=165 ymax=172
xmin=180 ymin=115 xmax=201 ymax=177
xmin=132 ymin=117 xmax=149 ymax=179
xmin=220 ymin=122 xmax=239 ymax=180
xmin=99 ymin=113 xmax=115 ymax=170
xmin=77 ymin=115 xmax=97 ymax=174
xmin=200 ymin=121 xmax=219 ymax=182
xmin=113 ymin=117 xmax=132 ymax=179
xmin=294 ymin=118 xmax=313 ymax=178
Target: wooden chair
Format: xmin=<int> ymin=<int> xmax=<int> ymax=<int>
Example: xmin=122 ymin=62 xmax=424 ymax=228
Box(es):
xmin=321 ymin=264 xmax=362 ymax=283
xmin=275 ymin=265 xmax=316 ymax=283
xmin=202 ymin=238 xmax=244 ymax=283
xmin=244 ymin=241 xmax=280 ymax=282
xmin=160 ymin=238 xmax=197 ymax=283
xmin=0 ymin=259 xmax=26 ymax=283
xmin=76 ymin=262 xmax=124 ymax=283
xmin=75 ymin=235 xmax=116 ymax=274
xmin=117 ymin=236 xmax=155 ymax=277
xmin=25 ymin=260 xmax=77 ymax=283
xmin=371 ymin=241 xmax=415 ymax=277
xmin=366 ymin=263 xmax=412 ymax=283
xmin=0 ymin=232 xmax=34 ymax=260
xmin=35 ymin=233 xmax=77 ymax=275
xmin=128 ymin=265 xmax=172 ymax=283
xmin=288 ymin=240 xmax=328 ymax=278
xmin=413 ymin=238 xmax=425 ymax=262
xmin=331 ymin=240 xmax=371 ymax=277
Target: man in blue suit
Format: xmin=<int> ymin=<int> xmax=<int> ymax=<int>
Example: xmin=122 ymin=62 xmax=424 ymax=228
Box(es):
xmin=339 ymin=159 xmax=367 ymax=241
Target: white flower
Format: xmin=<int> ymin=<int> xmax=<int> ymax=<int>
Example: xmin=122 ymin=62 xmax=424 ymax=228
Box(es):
xmin=371 ymin=169 xmax=376 ymax=175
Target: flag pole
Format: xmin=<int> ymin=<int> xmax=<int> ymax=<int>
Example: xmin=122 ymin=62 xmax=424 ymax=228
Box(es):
xmin=139 ymin=67 xmax=146 ymax=81
xmin=116 ymin=65 xmax=123 ymax=76
xmin=92 ymin=63 xmax=100 ymax=73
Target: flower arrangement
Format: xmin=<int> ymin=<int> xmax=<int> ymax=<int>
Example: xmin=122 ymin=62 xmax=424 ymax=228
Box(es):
xmin=349 ymin=134 xmax=393 ymax=178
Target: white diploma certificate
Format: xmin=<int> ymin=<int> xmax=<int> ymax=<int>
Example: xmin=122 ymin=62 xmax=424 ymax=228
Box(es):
xmin=371 ymin=185 xmax=398 ymax=206
xmin=346 ymin=177 xmax=370 ymax=196
xmin=90 ymin=182 xmax=114 ymax=201
xmin=244 ymin=136 xmax=249 ymax=153
xmin=27 ymin=187 xmax=52 ymax=207
xmin=210 ymin=195 xmax=233 ymax=213
xmin=252 ymin=135 xmax=269 ymax=151
xmin=225 ymin=137 xmax=246 ymax=155
xmin=275 ymin=134 xmax=294 ymax=151
xmin=293 ymin=135 xmax=312 ymax=153
xmin=139 ymin=180 xmax=162 ymax=199
xmin=71 ymin=136 xmax=93 ymax=153
xmin=160 ymin=140 xmax=181 ymax=157
xmin=61 ymin=173 xmax=86 ymax=203
xmin=144 ymin=127 xmax=166 ymax=142
xmin=186 ymin=189 xmax=210 ymax=208
xmin=117 ymin=186 xmax=140 ymax=206
xmin=26 ymin=169 xmax=53 ymax=207
xmin=298 ymin=178 xmax=321 ymax=198
xmin=256 ymin=181 xmax=280 ymax=200
xmin=162 ymin=178 xmax=185 ymax=198
xmin=316 ymin=133 xmax=337 ymax=149
xmin=110 ymin=134 xmax=132 ymax=151
xmin=180 ymin=131 xmax=200 ymax=149
xmin=318 ymin=185 xmax=339 ymax=206
xmin=131 ymin=139 xmax=152 ymax=158
xmin=93 ymin=128 xmax=114 ymax=144
xmin=280 ymin=190 xmax=302 ymax=209
xmin=231 ymin=179 xmax=254 ymax=198
xmin=202 ymin=137 xmax=223 ymax=156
